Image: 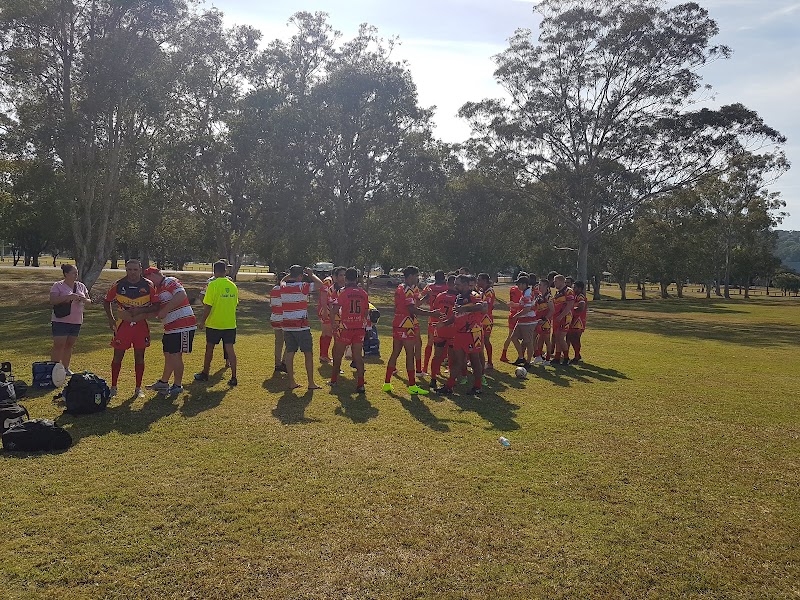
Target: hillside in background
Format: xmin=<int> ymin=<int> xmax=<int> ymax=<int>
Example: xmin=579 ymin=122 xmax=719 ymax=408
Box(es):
xmin=776 ymin=230 xmax=800 ymax=272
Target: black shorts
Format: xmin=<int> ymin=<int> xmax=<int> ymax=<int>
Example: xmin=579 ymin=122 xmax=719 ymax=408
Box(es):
xmin=206 ymin=328 xmax=236 ymax=346
xmin=163 ymin=330 xmax=195 ymax=354
xmin=284 ymin=329 xmax=313 ymax=353
xmin=52 ymin=322 xmax=81 ymax=337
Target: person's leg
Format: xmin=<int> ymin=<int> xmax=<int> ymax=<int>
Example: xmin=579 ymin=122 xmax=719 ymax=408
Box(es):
xmin=430 ymin=344 xmax=444 ymax=388
xmin=424 ymin=331 xmax=434 ymax=373
xmin=51 ymin=335 xmax=67 ymax=364
xmin=484 ymin=328 xmax=493 ymax=368
xmin=500 ymin=320 xmax=514 ymax=361
xmin=133 ymin=348 xmax=146 ymax=392
xmin=304 ymin=350 xmax=320 ymax=388
xmin=319 ymin=322 xmax=332 ymax=362
xmin=331 ymin=339 xmax=345 ymax=384
xmin=571 ymin=331 xmax=582 ymax=361
xmin=274 ymin=329 xmax=285 ymax=369
xmin=414 ymin=334 xmax=423 ymax=374
xmin=352 ymin=342 xmax=365 ymax=390
xmin=285 ymin=351 xmax=298 ymax=388
xmin=224 ymin=343 xmax=237 ymax=380
xmin=62 ymin=335 xmax=79 ymax=370
xmin=111 ymin=349 xmax=125 ymax=388
xmin=471 ymin=352 xmax=483 ymax=390
xmin=203 ymin=342 xmax=214 ymax=374
xmin=404 ymin=340 xmax=416 ymax=387
xmin=384 ymin=339 xmax=403 ymax=386
xmin=172 ymin=353 xmax=185 ymax=386
xmin=160 ymin=352 xmax=175 ymax=383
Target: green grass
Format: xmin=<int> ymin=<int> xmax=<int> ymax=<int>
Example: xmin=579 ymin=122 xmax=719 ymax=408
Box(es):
xmin=1 ymin=269 xmax=798 ymax=599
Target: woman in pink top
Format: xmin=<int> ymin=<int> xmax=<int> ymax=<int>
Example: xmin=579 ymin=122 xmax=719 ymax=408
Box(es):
xmin=49 ymin=264 xmax=91 ymax=374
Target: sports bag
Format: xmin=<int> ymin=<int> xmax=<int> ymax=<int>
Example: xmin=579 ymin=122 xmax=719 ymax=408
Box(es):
xmin=62 ymin=372 xmax=110 ymax=415
xmin=0 ymin=381 xmax=15 ymax=402
xmin=32 ymin=361 xmax=67 ymax=389
xmin=0 ymin=401 xmax=29 ymax=434
xmin=2 ymin=419 xmax=71 ymax=452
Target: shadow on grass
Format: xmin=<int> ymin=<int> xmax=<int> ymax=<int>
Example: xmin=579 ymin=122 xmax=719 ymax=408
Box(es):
xmin=449 ymin=389 xmax=521 ymax=432
xmin=596 ymin=297 xmax=749 ymax=315
xmin=331 ymin=387 xmax=379 ymax=424
xmin=56 ymin=389 xmax=180 ymax=445
xmin=591 ymin=310 xmax=800 ymax=347
xmin=272 ymin=389 xmax=320 ymax=425
xmin=388 ymin=390 xmax=450 ymax=433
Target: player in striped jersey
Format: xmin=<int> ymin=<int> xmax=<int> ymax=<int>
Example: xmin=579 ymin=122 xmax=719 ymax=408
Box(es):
xmin=281 ymin=265 xmax=324 ymax=390
xmin=270 ymin=272 xmax=288 ymax=375
xmin=140 ymin=267 xmax=197 ymax=395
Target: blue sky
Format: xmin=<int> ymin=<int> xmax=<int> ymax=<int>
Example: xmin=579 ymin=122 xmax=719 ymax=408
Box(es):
xmin=211 ymin=0 xmax=800 ymax=230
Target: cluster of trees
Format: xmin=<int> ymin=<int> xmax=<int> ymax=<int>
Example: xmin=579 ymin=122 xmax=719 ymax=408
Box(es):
xmin=0 ymin=0 xmax=789 ymax=292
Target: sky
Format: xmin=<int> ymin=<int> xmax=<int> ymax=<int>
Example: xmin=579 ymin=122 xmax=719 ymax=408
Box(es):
xmin=211 ymin=0 xmax=800 ymax=230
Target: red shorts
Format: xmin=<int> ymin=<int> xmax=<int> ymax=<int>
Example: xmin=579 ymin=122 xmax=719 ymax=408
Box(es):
xmin=111 ymin=322 xmax=151 ymax=350
xmin=569 ymin=320 xmax=585 ymax=334
xmin=482 ymin=322 xmax=494 ymax=338
xmin=427 ymin=322 xmax=437 ymax=338
xmin=393 ymin=326 xmax=417 ymax=341
xmin=454 ymin=332 xmax=483 ymax=354
xmin=433 ymin=336 xmax=454 ymax=348
xmin=335 ymin=328 xmax=366 ymax=346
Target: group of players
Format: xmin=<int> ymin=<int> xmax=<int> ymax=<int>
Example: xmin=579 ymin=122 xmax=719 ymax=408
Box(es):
xmin=288 ymin=266 xmax=588 ymax=396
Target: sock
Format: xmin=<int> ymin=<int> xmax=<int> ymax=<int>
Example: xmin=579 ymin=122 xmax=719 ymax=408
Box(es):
xmin=407 ymin=370 xmax=416 ymax=387
xmin=486 ymin=342 xmax=493 ymax=365
xmin=574 ymin=339 xmax=582 ymax=358
xmin=385 ymin=365 xmax=394 ymax=384
xmin=357 ymin=377 xmax=365 ymax=388
xmin=331 ymin=372 xmax=338 ymax=383
xmin=111 ymin=362 xmax=122 ymax=387
xmin=431 ymin=354 xmax=443 ymax=379
xmin=474 ymin=376 xmax=482 ymax=389
xmin=135 ymin=363 xmax=145 ymax=387
xmin=555 ymin=351 xmax=562 ymax=360
xmin=446 ymin=376 xmax=455 ymax=389
xmin=416 ymin=354 xmax=422 ymax=373
xmin=424 ymin=346 xmax=432 ymax=372
xmin=320 ymin=335 xmax=332 ymax=359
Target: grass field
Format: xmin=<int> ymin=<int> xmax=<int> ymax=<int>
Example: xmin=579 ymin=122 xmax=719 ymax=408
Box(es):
xmin=1 ymin=268 xmax=798 ymax=599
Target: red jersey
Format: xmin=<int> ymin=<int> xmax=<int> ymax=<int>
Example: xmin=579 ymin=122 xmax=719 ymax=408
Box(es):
xmin=280 ymin=281 xmax=313 ymax=331
xmin=269 ymin=285 xmax=282 ymax=326
xmin=432 ymin=290 xmax=459 ymax=338
xmin=392 ymin=284 xmax=418 ymax=331
xmin=156 ymin=276 xmax=197 ymax=333
xmin=104 ymin=277 xmax=159 ymax=328
xmin=553 ymin=286 xmax=576 ymax=320
xmin=533 ymin=289 xmax=552 ymax=319
xmin=454 ymin=292 xmax=484 ymax=343
xmin=334 ymin=285 xmax=370 ymax=330
xmin=423 ymin=283 xmax=448 ymax=305
xmin=317 ymin=277 xmax=336 ymax=321
xmin=571 ymin=293 xmax=588 ymax=330
xmin=479 ymin=286 xmax=496 ymax=328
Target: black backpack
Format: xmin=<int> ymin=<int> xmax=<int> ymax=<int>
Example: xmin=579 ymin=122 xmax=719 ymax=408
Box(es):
xmin=0 ymin=382 xmax=15 ymax=403
xmin=0 ymin=401 xmax=29 ymax=434
xmin=2 ymin=419 xmax=72 ymax=452
xmin=0 ymin=362 xmax=28 ymax=399
xmin=62 ymin=372 xmax=110 ymax=415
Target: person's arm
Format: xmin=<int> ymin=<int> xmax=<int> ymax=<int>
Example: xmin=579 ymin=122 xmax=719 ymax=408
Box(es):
xmin=545 ymin=300 xmax=555 ymax=321
xmin=197 ymin=304 xmax=211 ymax=330
xmin=103 ymin=300 xmax=117 ymax=333
xmin=454 ymin=301 xmax=487 ymax=314
xmin=305 ymin=268 xmax=324 ymax=287
xmin=559 ymin=298 xmax=575 ymax=323
xmin=157 ymin=290 xmax=188 ymax=320
xmin=575 ymin=298 xmax=586 ymax=313
xmin=50 ymin=287 xmax=76 ymax=306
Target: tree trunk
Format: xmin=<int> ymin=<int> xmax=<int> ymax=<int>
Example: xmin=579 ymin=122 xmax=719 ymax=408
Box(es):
xmin=640 ymin=281 xmax=646 ymax=299
xmin=619 ymin=281 xmax=627 ymax=301
xmin=110 ymin=257 xmax=119 ymax=269
xmin=32 ymin=254 xmax=40 ymax=267
xmin=744 ymin=279 xmax=750 ymax=298
xmin=24 ymin=254 xmax=31 ymax=266
xmin=676 ymin=281 xmax=684 ymax=298
xmin=577 ymin=232 xmax=589 ymax=283
xmin=591 ymin=274 xmax=601 ymax=301
xmin=705 ymin=280 xmax=712 ymax=299
xmin=715 ymin=278 xmax=722 ymax=297
xmin=660 ymin=281 xmax=670 ymax=298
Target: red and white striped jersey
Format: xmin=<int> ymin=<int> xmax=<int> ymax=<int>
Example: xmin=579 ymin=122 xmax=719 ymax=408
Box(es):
xmin=280 ymin=281 xmax=314 ymax=331
xmin=269 ymin=285 xmax=283 ymax=326
xmin=157 ymin=276 xmax=197 ymax=333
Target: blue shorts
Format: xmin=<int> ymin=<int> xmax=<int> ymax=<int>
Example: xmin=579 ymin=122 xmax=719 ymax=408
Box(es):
xmin=52 ymin=322 xmax=81 ymax=337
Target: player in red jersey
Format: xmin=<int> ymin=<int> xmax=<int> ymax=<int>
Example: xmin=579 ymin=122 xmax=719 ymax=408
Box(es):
xmin=500 ymin=272 xmax=527 ymax=363
xmin=531 ymin=278 xmax=555 ymax=365
xmin=103 ymin=259 xmax=160 ymax=398
xmin=438 ymin=275 xmax=487 ymax=395
xmin=318 ymin=268 xmax=345 ymax=364
xmin=329 ymin=268 xmax=370 ymax=392
xmin=421 ymin=270 xmax=449 ymax=375
xmin=567 ymin=280 xmax=587 ymax=364
xmin=551 ymin=274 xmax=575 ymax=366
xmin=384 ymin=266 xmax=439 ymax=396
xmin=508 ymin=276 xmax=537 ymax=366
xmin=428 ymin=274 xmax=459 ymax=392
xmin=477 ymin=273 xmax=496 ymax=371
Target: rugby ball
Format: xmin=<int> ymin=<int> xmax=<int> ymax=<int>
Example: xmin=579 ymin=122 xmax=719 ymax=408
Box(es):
xmin=51 ymin=362 xmax=67 ymax=387
xmin=515 ymin=366 xmax=528 ymax=379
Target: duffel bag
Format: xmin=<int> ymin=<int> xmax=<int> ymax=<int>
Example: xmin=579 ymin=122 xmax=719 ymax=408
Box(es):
xmin=2 ymin=419 xmax=71 ymax=452
xmin=0 ymin=401 xmax=29 ymax=434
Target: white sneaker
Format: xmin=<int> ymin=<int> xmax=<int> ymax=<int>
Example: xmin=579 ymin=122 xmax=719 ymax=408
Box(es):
xmin=542 ymin=360 xmax=551 ymax=366
xmin=109 ymin=386 xmax=118 ymax=398
xmin=532 ymin=356 xmax=544 ymax=366
xmin=135 ymin=387 xmax=145 ymax=398
xmin=147 ymin=380 xmax=171 ymax=392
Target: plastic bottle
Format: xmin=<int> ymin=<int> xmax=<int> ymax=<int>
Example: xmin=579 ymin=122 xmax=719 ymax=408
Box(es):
xmin=498 ymin=437 xmax=511 ymax=448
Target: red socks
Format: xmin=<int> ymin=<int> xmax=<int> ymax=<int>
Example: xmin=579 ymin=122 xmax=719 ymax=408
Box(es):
xmin=431 ymin=353 xmax=443 ymax=379
xmin=384 ymin=365 xmax=394 ymax=384
xmin=485 ymin=342 xmax=493 ymax=365
xmin=320 ymin=335 xmax=332 ymax=360
xmin=424 ymin=345 xmax=432 ymax=372
xmin=407 ymin=370 xmax=416 ymax=387
xmin=357 ymin=377 xmax=365 ymax=388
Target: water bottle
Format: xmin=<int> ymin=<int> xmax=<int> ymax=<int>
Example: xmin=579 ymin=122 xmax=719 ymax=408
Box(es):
xmin=498 ymin=436 xmax=511 ymax=448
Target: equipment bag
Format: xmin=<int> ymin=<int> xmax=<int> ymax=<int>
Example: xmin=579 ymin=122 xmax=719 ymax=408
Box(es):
xmin=62 ymin=372 xmax=110 ymax=415
xmin=0 ymin=401 xmax=29 ymax=434
xmin=32 ymin=362 xmax=67 ymax=389
xmin=0 ymin=381 xmax=15 ymax=402
xmin=2 ymin=419 xmax=71 ymax=452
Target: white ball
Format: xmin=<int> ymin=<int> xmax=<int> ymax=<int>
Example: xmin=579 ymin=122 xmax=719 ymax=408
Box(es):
xmin=515 ymin=366 xmax=528 ymax=379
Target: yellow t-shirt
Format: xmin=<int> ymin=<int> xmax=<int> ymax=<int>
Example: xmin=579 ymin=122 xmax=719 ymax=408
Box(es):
xmin=203 ymin=277 xmax=238 ymax=330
